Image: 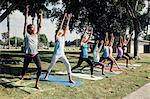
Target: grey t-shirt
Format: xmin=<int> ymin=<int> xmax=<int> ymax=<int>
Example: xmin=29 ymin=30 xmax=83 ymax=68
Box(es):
xmin=24 ymin=33 xmax=38 ymax=55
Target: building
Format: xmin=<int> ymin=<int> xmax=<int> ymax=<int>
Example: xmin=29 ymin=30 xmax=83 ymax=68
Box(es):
xmin=130 ymin=40 xmax=150 ymax=53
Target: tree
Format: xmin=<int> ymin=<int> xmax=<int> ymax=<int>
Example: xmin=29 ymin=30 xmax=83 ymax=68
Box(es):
xmin=0 ymin=40 xmax=4 ymax=45
xmin=38 ymin=34 xmax=48 ymax=46
xmin=1 ymin=0 xmax=148 ymax=57
xmin=0 ymin=0 xmax=49 ymax=22
xmin=120 ymin=0 xmax=146 ymax=58
xmin=47 ymin=0 xmax=147 ymax=58
xmin=10 ymin=36 xmax=23 ymax=47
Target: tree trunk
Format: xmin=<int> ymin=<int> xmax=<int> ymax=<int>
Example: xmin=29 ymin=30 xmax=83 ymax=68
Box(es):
xmin=7 ymin=15 xmax=10 ymax=49
xmin=7 ymin=2 xmax=10 ymax=49
xmin=0 ymin=3 xmax=17 ymax=22
xmin=133 ymin=18 xmax=141 ymax=59
xmin=23 ymin=5 xmax=29 ymax=36
xmin=134 ymin=30 xmax=138 ymax=57
xmin=22 ymin=2 xmax=29 ymax=52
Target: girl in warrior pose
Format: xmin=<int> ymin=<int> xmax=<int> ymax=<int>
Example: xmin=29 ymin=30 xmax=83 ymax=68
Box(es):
xmin=44 ymin=13 xmax=74 ymax=83
xmin=122 ymin=33 xmax=133 ymax=62
xmin=116 ymin=36 xmax=129 ymax=67
xmin=71 ymin=27 xmax=94 ymax=77
xmin=80 ymin=40 xmax=105 ymax=75
xmin=100 ymin=32 xmax=119 ymax=72
xmin=108 ymin=33 xmax=120 ymax=71
xmin=17 ymin=10 xmax=42 ymax=89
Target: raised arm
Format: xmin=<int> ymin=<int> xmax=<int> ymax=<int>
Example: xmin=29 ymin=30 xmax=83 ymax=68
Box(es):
xmin=55 ymin=13 xmax=67 ymax=40
xmin=60 ymin=13 xmax=67 ymax=30
xmin=98 ymin=40 xmax=104 ymax=52
xmin=63 ymin=13 xmax=72 ymax=36
xmin=37 ymin=9 xmax=42 ymax=34
xmin=23 ymin=5 xmax=29 ymax=36
xmin=80 ymin=33 xmax=85 ymax=46
xmin=119 ymin=36 xmax=123 ymax=46
xmin=126 ymin=33 xmax=133 ymax=44
xmin=85 ymin=27 xmax=93 ymax=43
xmin=105 ymin=32 xmax=109 ymax=42
xmin=104 ymin=32 xmax=109 ymax=45
xmin=110 ymin=33 xmax=115 ymax=44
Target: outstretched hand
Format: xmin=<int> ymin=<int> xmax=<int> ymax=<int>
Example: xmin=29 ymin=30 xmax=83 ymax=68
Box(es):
xmin=67 ymin=13 xmax=72 ymax=20
xmin=110 ymin=33 xmax=114 ymax=37
xmin=90 ymin=27 xmax=93 ymax=35
xmin=64 ymin=13 xmax=67 ymax=17
xmin=105 ymin=32 xmax=108 ymax=36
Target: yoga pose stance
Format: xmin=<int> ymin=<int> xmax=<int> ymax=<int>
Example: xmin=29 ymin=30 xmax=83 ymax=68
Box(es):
xmin=71 ymin=27 xmax=94 ymax=77
xmin=44 ymin=13 xmax=74 ymax=83
xmin=17 ymin=10 xmax=42 ymax=89
xmin=115 ymin=36 xmax=129 ymax=67
xmin=80 ymin=40 xmax=105 ymax=75
xmin=122 ymin=33 xmax=133 ymax=61
xmin=108 ymin=33 xmax=120 ymax=71
xmin=100 ymin=32 xmax=118 ymax=72
xmin=92 ymin=40 xmax=105 ymax=75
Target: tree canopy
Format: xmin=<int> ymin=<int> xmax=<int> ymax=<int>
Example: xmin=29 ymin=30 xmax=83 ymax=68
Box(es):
xmin=38 ymin=34 xmax=48 ymax=46
xmin=10 ymin=36 xmax=23 ymax=47
xmin=0 ymin=0 xmax=149 ymax=57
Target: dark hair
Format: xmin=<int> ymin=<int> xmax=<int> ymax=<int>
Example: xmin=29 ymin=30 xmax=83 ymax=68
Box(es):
xmin=81 ymin=34 xmax=85 ymax=40
xmin=27 ymin=24 xmax=33 ymax=29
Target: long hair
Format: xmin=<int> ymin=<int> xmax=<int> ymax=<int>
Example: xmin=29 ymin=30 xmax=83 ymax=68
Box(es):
xmin=80 ymin=33 xmax=86 ymax=42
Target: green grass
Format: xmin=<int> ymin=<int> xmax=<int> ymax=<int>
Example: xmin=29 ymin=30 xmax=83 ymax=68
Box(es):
xmin=0 ymin=51 xmax=150 ymax=99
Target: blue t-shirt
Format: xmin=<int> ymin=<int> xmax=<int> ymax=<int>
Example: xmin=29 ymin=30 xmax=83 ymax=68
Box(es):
xmin=54 ymin=36 xmax=65 ymax=55
xmin=81 ymin=42 xmax=88 ymax=58
xmin=103 ymin=46 xmax=109 ymax=58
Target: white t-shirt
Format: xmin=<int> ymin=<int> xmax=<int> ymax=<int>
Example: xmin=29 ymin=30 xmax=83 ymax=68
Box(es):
xmin=24 ymin=33 xmax=38 ymax=55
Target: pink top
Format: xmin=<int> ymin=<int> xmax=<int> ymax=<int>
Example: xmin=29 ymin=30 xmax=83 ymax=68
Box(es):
xmin=109 ymin=46 xmax=113 ymax=56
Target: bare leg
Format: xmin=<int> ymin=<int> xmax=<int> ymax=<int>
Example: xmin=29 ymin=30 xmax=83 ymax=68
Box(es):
xmin=107 ymin=57 xmax=114 ymax=72
xmin=95 ymin=62 xmax=105 ymax=75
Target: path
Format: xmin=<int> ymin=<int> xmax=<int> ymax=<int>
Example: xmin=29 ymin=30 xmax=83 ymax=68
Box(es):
xmin=123 ymin=83 xmax=150 ymax=99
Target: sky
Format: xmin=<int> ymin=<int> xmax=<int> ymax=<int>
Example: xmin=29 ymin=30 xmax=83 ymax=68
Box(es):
xmin=0 ymin=0 xmax=149 ymax=42
xmin=0 ymin=10 xmax=80 ymax=42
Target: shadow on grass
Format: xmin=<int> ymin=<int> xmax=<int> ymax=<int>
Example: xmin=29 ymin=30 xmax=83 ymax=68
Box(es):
xmin=0 ymin=64 xmax=37 ymax=76
xmin=0 ymin=75 xmax=33 ymax=89
xmin=0 ymin=81 xmax=22 ymax=89
xmin=136 ymin=61 xmax=150 ymax=64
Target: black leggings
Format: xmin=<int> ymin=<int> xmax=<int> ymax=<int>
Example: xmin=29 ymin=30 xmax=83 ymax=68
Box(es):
xmin=124 ymin=53 xmax=132 ymax=60
xmin=80 ymin=62 xmax=105 ymax=75
xmin=71 ymin=57 xmax=93 ymax=75
xmin=116 ymin=55 xmax=129 ymax=67
xmin=100 ymin=57 xmax=114 ymax=71
xmin=21 ymin=54 xmax=42 ymax=79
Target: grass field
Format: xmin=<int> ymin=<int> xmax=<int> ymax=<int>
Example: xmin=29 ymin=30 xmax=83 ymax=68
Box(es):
xmin=0 ymin=50 xmax=150 ymax=99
